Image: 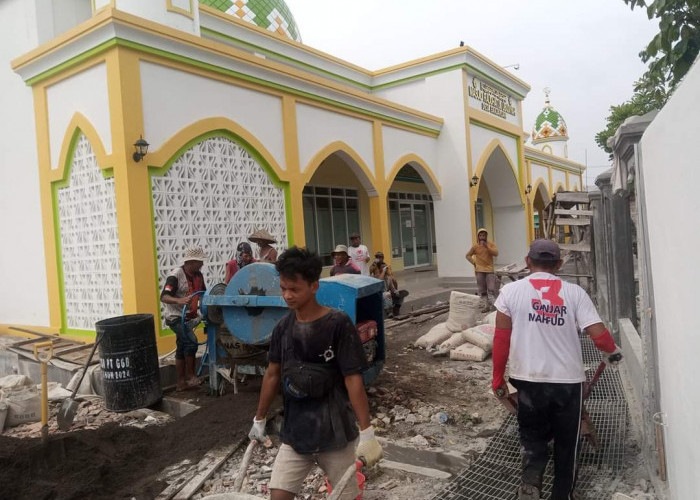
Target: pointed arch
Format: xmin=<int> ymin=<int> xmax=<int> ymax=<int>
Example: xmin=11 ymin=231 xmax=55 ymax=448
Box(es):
xmin=553 ymin=182 xmax=565 ymax=195
xmin=530 ymin=177 xmax=551 ymax=205
xmin=147 ymin=117 xmax=287 ymax=183
xmin=51 ymin=113 xmax=111 ymax=182
xmin=303 ymin=141 xmax=378 ymax=196
xmin=386 ymin=153 xmax=442 ymax=199
xmin=473 ymin=138 xmax=525 ymax=206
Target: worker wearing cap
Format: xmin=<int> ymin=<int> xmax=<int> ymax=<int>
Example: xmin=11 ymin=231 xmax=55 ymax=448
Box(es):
xmin=249 ymin=228 xmax=278 ymax=263
xmin=330 ymin=245 xmax=361 ymax=276
xmin=466 ymin=228 xmax=499 ymax=311
xmin=491 ymin=239 xmax=623 ymax=500
xmin=370 ymin=251 xmax=409 ymax=317
xmin=160 ymin=246 xmax=207 ymax=391
xmin=348 ymin=232 xmax=370 ymax=276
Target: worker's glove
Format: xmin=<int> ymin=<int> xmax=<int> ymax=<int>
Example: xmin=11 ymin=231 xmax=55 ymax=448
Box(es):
xmin=603 ymin=346 xmax=623 ymax=367
xmin=356 ymin=426 xmax=383 ymax=467
xmin=248 ymin=417 xmax=268 ymax=442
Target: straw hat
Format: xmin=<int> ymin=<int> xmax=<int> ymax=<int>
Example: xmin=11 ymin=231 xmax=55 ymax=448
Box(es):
xmin=182 ymin=246 xmax=207 ymax=265
xmin=249 ymin=228 xmax=276 ymax=244
xmin=331 ymin=244 xmax=349 ymax=256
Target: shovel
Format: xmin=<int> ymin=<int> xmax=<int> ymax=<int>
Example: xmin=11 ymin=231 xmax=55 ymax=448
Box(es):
xmin=57 ymin=333 xmax=103 ymax=431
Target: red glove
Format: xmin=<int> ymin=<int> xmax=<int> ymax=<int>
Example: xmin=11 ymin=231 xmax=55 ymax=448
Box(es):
xmin=492 ymin=328 xmax=512 ymax=391
xmin=591 ymin=329 xmax=616 ymax=353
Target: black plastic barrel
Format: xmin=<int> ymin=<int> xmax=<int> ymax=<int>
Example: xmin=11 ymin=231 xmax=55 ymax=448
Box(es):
xmin=96 ymin=314 xmax=162 ymax=412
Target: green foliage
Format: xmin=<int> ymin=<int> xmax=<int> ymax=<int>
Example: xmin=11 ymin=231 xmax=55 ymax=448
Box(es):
xmin=624 ymin=0 xmax=700 ymax=88
xmin=596 ymin=0 xmax=699 ymax=154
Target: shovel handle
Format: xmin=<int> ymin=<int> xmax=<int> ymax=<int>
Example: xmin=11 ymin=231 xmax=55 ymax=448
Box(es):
xmin=68 ymin=333 xmax=103 ymax=400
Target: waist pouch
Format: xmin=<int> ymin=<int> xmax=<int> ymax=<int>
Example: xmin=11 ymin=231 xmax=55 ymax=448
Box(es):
xmin=283 ymin=361 xmax=338 ymax=400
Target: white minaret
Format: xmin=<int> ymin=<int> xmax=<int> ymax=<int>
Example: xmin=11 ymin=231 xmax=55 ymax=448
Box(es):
xmin=531 ymin=88 xmax=569 ymax=158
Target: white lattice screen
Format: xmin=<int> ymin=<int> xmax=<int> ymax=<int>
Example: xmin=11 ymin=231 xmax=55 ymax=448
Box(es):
xmin=152 ymin=136 xmax=287 ymax=298
xmin=57 ymin=134 xmax=123 ymax=330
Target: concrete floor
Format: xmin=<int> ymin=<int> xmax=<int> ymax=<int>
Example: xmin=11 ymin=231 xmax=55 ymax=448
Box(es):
xmin=393 ymin=266 xmax=477 ymax=312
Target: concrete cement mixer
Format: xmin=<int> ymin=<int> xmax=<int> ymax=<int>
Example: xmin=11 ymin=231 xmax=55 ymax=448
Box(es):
xmin=200 ymin=263 xmax=386 ymax=395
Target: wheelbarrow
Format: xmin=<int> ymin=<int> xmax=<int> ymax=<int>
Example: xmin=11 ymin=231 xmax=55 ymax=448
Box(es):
xmin=496 ymin=354 xmax=622 ymax=450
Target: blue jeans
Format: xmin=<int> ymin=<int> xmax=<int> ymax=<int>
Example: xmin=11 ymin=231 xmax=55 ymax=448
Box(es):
xmin=167 ymin=318 xmax=199 ymax=360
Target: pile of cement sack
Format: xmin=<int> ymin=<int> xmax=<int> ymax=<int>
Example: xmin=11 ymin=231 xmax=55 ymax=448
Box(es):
xmin=415 ymin=291 xmax=497 ymax=362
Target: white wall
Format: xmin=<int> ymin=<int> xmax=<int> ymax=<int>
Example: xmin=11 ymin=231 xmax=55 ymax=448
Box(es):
xmin=638 ymin=58 xmax=700 ymax=500
xmin=34 ymin=0 xmax=92 ymax=45
xmin=46 ymin=63 xmax=111 ymax=168
xmin=140 ymin=61 xmax=285 ymax=169
xmin=107 ymin=0 xmax=200 ymax=35
xmin=552 ymin=169 xmax=567 ymax=191
xmin=0 ymin=0 xmax=50 ymax=326
xmin=297 ymin=103 xmax=374 ymax=177
xmin=382 ymin=125 xmax=439 ymax=193
xmin=470 ymin=124 xmax=519 ymax=178
xmin=376 ymin=70 xmax=473 ymax=278
xmin=530 ymin=163 xmax=549 ymax=190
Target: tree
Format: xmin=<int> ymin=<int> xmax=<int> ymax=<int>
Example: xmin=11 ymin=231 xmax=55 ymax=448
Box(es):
xmin=595 ymin=75 xmax=668 ymax=154
xmin=624 ymin=0 xmax=700 ymax=89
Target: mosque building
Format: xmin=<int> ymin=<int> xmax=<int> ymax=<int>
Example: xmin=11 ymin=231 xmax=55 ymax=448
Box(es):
xmin=0 ymin=0 xmax=585 ymax=350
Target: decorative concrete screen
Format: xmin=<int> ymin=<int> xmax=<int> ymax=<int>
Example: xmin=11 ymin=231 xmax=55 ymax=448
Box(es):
xmin=57 ymin=134 xmax=124 ymax=330
xmin=152 ymin=135 xmax=287 ymax=315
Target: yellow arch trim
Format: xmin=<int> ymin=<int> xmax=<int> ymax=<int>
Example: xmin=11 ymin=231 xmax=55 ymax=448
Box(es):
xmin=472 ymin=138 xmax=525 ymax=206
xmin=553 ymin=182 xmax=565 ymax=194
xmin=146 ymin=117 xmax=288 ymax=182
xmin=51 ymin=113 xmax=112 ymax=182
xmin=303 ymin=141 xmax=378 ymax=195
xmin=530 ymin=177 xmax=551 ymax=205
xmin=385 ymin=153 xmax=442 ymax=199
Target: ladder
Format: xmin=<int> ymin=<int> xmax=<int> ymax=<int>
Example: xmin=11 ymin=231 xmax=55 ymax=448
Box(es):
xmin=543 ymin=191 xmax=594 ymax=292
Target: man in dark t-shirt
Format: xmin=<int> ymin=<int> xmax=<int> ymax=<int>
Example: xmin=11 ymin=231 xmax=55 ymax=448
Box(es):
xmin=249 ymin=247 xmax=382 ymax=500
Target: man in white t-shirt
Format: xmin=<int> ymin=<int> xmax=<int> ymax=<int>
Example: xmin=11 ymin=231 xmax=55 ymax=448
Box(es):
xmin=347 ymin=232 xmax=370 ymax=276
xmin=491 ymin=239 xmax=622 ymax=500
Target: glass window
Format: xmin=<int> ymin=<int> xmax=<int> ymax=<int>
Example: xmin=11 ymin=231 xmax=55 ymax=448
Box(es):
xmin=302 ymin=186 xmax=362 ymax=266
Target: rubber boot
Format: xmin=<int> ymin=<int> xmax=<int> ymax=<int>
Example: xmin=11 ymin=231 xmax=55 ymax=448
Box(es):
xmin=185 ymin=355 xmax=200 ymax=388
xmin=175 ymin=359 xmax=187 ymax=392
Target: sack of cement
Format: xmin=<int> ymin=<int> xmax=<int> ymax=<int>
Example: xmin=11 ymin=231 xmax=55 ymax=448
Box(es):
xmin=0 ymin=374 xmax=33 ymax=391
xmin=450 ymin=343 xmax=489 ymax=362
xmin=439 ymin=331 xmax=469 ymax=351
xmin=3 ymin=386 xmax=41 ymax=427
xmin=463 ymin=324 xmax=495 ymax=352
xmin=445 ymin=291 xmax=480 ymax=332
xmin=415 ymin=322 xmax=452 ymax=348
xmin=483 ymin=310 xmax=497 ymax=326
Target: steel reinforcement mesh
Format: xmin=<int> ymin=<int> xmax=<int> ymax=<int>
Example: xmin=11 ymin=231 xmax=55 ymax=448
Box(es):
xmin=433 ymin=335 xmax=628 ymax=500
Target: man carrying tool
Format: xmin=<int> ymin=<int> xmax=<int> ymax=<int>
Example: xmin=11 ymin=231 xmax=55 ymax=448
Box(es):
xmin=491 ymin=239 xmax=622 ymax=500
xmin=249 ymin=246 xmax=383 ymax=500
xmin=161 ymin=246 xmax=207 ymax=391
xmin=466 ymin=228 xmax=499 ymax=312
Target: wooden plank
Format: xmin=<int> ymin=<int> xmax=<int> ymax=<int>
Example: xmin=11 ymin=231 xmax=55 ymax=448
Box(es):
xmin=53 ymin=342 xmax=94 ymax=356
xmin=8 ymin=326 xmax=60 ymax=339
xmin=555 ymin=192 xmax=590 ymax=204
xmin=555 ymin=218 xmax=590 ymax=226
xmin=172 ymin=440 xmax=245 ymax=499
xmin=11 ymin=337 xmax=57 ymax=348
xmin=559 ymin=242 xmax=591 ymax=252
xmin=554 ymin=208 xmax=593 ymax=217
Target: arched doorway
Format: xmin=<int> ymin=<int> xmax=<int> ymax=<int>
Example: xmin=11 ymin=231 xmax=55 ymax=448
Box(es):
xmin=475 ymin=146 xmax=527 ymax=265
xmin=387 ymin=164 xmax=437 ymax=270
xmin=303 ymin=149 xmax=375 ymax=267
xmin=532 ymin=181 xmax=551 ymax=239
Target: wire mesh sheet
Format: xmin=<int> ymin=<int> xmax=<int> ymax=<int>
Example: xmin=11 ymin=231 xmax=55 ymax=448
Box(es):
xmin=432 ymin=335 xmax=628 ymax=500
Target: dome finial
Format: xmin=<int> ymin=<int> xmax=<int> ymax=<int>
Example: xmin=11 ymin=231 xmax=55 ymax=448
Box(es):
xmin=544 ymin=87 xmax=551 ymax=106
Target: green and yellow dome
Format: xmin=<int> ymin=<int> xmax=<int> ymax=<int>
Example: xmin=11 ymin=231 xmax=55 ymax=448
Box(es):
xmin=200 ymin=0 xmax=301 ymax=42
xmin=532 ymin=89 xmax=568 ymax=144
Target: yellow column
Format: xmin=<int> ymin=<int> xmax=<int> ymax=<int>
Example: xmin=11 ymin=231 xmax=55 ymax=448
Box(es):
xmin=282 ymin=96 xmax=305 ymax=247
xmin=106 ymin=48 xmax=159 ymax=320
xmin=370 ymin=122 xmax=391 ymax=255
xmin=32 ymin=87 xmax=63 ymax=331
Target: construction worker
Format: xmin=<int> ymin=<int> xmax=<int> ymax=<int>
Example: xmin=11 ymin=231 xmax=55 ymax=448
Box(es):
xmin=466 ymin=228 xmax=499 ymax=311
xmin=160 ymin=246 xmax=207 ymax=392
xmin=249 ymin=228 xmax=278 ymax=263
xmin=370 ymin=251 xmax=409 ymax=317
xmin=330 ymin=245 xmax=361 ymax=276
xmin=348 ymin=232 xmax=370 ymax=276
xmin=249 ymin=247 xmax=382 ymax=500
xmin=491 ymin=239 xmax=623 ymax=500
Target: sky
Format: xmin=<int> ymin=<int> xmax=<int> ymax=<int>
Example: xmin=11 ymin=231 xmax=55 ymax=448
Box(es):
xmin=284 ymin=0 xmax=659 ymax=185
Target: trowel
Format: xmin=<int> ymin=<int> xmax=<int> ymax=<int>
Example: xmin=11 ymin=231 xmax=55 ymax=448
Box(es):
xmin=57 ymin=333 xmax=102 ymax=431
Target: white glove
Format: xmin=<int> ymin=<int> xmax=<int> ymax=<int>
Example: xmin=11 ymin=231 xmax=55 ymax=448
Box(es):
xmin=248 ymin=417 xmax=267 ymax=442
xmin=603 ymin=346 xmax=623 ymax=366
xmin=356 ymin=426 xmax=383 ymax=467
